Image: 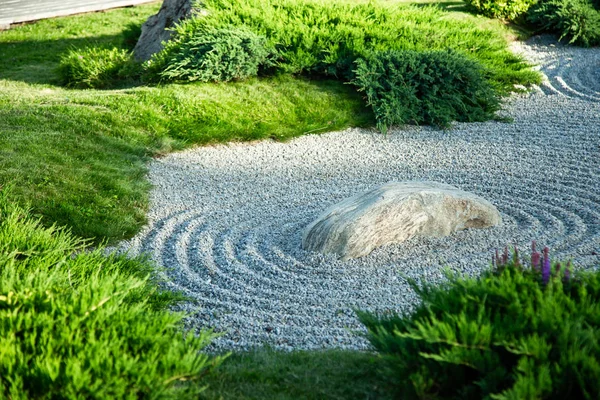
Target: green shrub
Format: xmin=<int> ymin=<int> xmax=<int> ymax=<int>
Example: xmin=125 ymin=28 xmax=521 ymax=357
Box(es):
xmin=352 ymin=50 xmax=501 ymax=132
xmin=151 ymin=0 xmax=537 ymax=91
xmin=0 ymin=189 xmax=224 ymax=399
xmin=358 ymin=247 xmax=600 ymax=399
xmin=146 ymin=26 xmax=273 ymax=83
xmin=528 ymin=0 xmax=600 ymax=46
xmin=465 ymin=0 xmax=600 ymax=47
xmin=57 ymin=47 xmax=141 ymax=89
xmin=464 ymin=0 xmax=538 ymax=20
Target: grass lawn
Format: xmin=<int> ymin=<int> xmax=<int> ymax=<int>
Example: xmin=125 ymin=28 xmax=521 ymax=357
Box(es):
xmin=200 ymin=349 xmax=393 ymax=400
xmin=0 ymin=0 xmax=541 ymax=398
xmin=0 ymin=2 xmax=373 ymax=242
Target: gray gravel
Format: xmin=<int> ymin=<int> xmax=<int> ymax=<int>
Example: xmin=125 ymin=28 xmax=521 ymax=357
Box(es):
xmin=117 ymin=36 xmax=600 ymax=352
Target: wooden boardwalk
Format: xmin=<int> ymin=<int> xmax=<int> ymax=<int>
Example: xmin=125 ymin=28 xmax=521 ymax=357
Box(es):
xmin=0 ymin=0 xmax=157 ymax=29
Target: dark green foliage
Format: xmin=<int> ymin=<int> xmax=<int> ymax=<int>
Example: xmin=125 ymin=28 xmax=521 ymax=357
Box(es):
xmin=147 ymin=26 xmax=273 ymax=82
xmin=141 ymin=0 xmax=539 ymax=130
xmin=528 ymin=0 xmax=600 ymax=46
xmin=352 ymin=50 xmax=501 ymax=131
xmin=358 ymin=258 xmax=600 ymax=399
xmin=466 ymin=0 xmax=600 ymax=47
xmin=0 ymin=189 xmax=224 ymax=398
xmin=57 ymin=47 xmax=141 ymax=89
xmin=164 ymin=0 xmax=537 ymax=91
xmin=464 ymin=0 xmax=538 ymax=19
xmin=121 ymin=22 xmax=143 ymax=50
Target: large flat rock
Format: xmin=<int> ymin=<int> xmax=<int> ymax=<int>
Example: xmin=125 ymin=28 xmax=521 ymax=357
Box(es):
xmin=302 ymin=181 xmax=502 ymax=260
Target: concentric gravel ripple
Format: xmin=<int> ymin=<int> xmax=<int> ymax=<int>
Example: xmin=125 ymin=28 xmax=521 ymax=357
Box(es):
xmin=118 ymin=36 xmax=600 ymax=352
xmin=512 ymin=35 xmax=600 ymax=100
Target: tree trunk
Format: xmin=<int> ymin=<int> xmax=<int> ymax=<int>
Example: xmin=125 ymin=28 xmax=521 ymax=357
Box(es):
xmin=133 ymin=0 xmax=199 ymax=62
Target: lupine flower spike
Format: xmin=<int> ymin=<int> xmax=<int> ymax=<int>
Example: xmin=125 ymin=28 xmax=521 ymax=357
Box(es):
xmin=542 ymin=247 xmax=551 ymax=285
xmin=564 ymin=260 xmax=572 ymax=282
xmin=502 ymin=247 xmax=509 ymax=265
xmin=495 ymin=249 xmax=501 ymax=268
xmin=513 ymin=245 xmax=520 ymax=267
xmin=531 ymin=241 xmax=541 ymax=271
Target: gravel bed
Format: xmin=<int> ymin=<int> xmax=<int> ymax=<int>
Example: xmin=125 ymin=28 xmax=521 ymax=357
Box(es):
xmin=117 ymin=36 xmax=600 ymax=352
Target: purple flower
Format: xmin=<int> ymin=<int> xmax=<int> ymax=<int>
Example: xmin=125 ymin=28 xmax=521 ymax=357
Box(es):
xmin=542 ymin=247 xmax=551 ymax=285
xmin=531 ymin=241 xmax=541 ymax=271
xmin=513 ymin=246 xmax=521 ymax=267
xmin=502 ymin=246 xmax=509 ymax=265
xmin=564 ymin=261 xmax=572 ymax=282
xmin=495 ymin=249 xmax=501 ymax=267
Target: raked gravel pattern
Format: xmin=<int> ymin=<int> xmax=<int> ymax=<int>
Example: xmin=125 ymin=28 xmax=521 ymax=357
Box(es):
xmin=118 ymin=36 xmax=600 ymax=352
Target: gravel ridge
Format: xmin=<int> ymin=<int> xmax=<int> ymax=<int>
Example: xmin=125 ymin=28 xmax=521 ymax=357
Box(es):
xmin=118 ymin=36 xmax=600 ymax=352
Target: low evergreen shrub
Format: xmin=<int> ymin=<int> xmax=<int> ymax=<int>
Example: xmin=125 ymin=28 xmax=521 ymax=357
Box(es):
xmin=465 ymin=0 xmax=600 ymax=47
xmin=150 ymin=0 xmax=537 ymax=90
xmin=146 ymin=26 xmax=273 ymax=83
xmin=528 ymin=0 xmax=600 ymax=46
xmin=352 ymin=50 xmax=501 ymax=132
xmin=57 ymin=47 xmax=141 ymax=89
xmin=464 ymin=0 xmax=538 ymax=19
xmin=0 ymin=189 xmax=224 ymax=398
xmin=58 ymin=0 xmax=542 ymax=130
xmin=358 ymin=244 xmax=600 ymax=399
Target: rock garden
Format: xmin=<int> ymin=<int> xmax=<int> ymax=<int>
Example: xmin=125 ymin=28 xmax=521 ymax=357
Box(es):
xmin=1 ymin=0 xmax=599 ymax=398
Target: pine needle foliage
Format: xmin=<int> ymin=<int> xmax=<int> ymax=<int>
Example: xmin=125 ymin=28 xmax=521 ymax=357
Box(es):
xmin=352 ymin=50 xmax=501 ymax=131
xmin=150 ymin=0 xmax=537 ymax=91
xmin=148 ymin=26 xmax=274 ymax=83
xmin=527 ymin=0 xmax=600 ymax=46
xmin=466 ymin=0 xmax=600 ymax=47
xmin=464 ymin=0 xmax=538 ymax=20
xmin=0 ymin=189 xmax=224 ymax=399
xmin=358 ymin=256 xmax=600 ymax=399
xmin=57 ymin=47 xmax=141 ymax=89
xmin=137 ymin=0 xmax=540 ymax=130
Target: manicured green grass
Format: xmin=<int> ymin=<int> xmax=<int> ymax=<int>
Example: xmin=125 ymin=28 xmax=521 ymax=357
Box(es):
xmin=0 ymin=4 xmax=159 ymax=84
xmin=0 ymin=88 xmax=151 ymax=241
xmin=0 ymin=3 xmax=372 ymax=242
xmin=200 ymin=348 xmax=392 ymax=400
xmin=0 ymin=78 xmax=371 ymax=241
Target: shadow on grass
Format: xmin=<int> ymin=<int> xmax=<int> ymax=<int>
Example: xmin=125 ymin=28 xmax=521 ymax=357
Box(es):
xmin=200 ymin=348 xmax=394 ymax=400
xmin=0 ymin=34 xmax=126 ymax=85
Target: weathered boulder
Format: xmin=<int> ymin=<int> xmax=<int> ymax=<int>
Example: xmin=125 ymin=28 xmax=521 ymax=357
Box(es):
xmin=302 ymin=181 xmax=502 ymax=260
xmin=133 ymin=0 xmax=199 ymax=62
